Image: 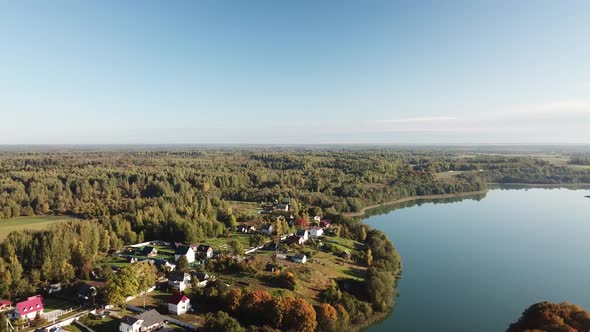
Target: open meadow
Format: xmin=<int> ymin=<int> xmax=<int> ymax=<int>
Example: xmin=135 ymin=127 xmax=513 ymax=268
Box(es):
xmin=0 ymin=216 xmax=71 ymax=241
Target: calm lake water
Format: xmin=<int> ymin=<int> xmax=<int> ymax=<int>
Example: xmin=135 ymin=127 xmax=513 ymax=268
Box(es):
xmin=365 ymin=187 xmax=590 ymax=332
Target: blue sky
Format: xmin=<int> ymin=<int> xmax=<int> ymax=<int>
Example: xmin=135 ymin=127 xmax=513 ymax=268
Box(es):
xmin=1 ymin=1 xmax=589 ymax=144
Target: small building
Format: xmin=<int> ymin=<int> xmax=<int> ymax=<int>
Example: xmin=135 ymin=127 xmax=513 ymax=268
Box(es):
xmin=276 ymin=204 xmax=289 ymax=212
xmin=286 ymin=235 xmax=305 ymax=246
xmin=135 ymin=309 xmax=165 ymax=331
xmin=295 ymin=229 xmax=309 ymax=241
xmin=120 ymin=310 xmax=165 ymax=332
xmin=313 ymin=216 xmax=321 ymax=223
xmin=293 ymin=253 xmax=307 ymax=264
xmin=194 ymin=272 xmax=210 ymax=288
xmin=142 ymin=246 xmax=158 ymax=257
xmin=47 ymin=283 xmax=62 ymax=294
xmin=320 ymin=220 xmax=330 ymax=228
xmin=0 ymin=300 xmax=12 ymax=311
xmin=120 ymin=316 xmax=143 ymax=332
xmin=196 ymin=245 xmax=213 ymax=259
xmin=11 ymin=295 xmax=44 ymax=320
xmin=167 ymin=293 xmax=191 ymax=315
xmin=261 ymin=224 xmax=274 ymax=236
xmin=168 ymin=271 xmax=191 ymax=291
xmin=174 ymin=245 xmax=195 ymax=264
xmin=154 ymin=259 xmax=176 ymax=272
xmin=309 ymin=226 xmax=324 ymax=237
xmin=78 ymin=284 xmax=98 ymax=302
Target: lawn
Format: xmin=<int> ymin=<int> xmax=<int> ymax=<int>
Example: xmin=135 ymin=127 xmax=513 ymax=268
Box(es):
xmin=204 ymin=232 xmax=258 ymax=251
xmin=0 ymin=215 xmax=72 ymax=241
xmin=80 ymin=316 xmax=119 ymax=332
xmin=43 ymin=297 xmax=76 ymax=312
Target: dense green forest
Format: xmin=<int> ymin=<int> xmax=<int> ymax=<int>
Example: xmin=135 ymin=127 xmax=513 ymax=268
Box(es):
xmin=0 ymin=149 xmax=589 ymax=330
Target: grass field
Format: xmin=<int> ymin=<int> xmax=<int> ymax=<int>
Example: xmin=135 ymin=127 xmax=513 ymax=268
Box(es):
xmin=0 ymin=215 xmax=71 ymax=241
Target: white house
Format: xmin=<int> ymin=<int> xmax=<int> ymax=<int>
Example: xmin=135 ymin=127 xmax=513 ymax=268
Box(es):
xmin=120 ymin=310 xmax=165 ymax=332
xmin=313 ymin=216 xmax=321 ymax=222
xmin=293 ymin=253 xmax=307 ymax=264
xmin=295 ymin=229 xmax=309 ymax=241
xmin=261 ymin=224 xmax=274 ymax=236
xmin=120 ymin=316 xmax=143 ymax=332
xmin=309 ymin=226 xmax=323 ymax=237
xmin=194 ymin=272 xmax=210 ymax=288
xmin=174 ymin=245 xmax=195 ymax=264
xmin=168 ymin=271 xmax=191 ymax=291
xmin=12 ymin=295 xmax=44 ymax=320
xmin=276 ymin=204 xmax=289 ymax=212
xmin=196 ymin=245 xmax=214 ymax=259
xmin=168 ymin=293 xmax=191 ymax=315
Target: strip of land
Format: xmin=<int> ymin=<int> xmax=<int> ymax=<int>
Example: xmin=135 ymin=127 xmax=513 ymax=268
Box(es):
xmin=0 ymin=215 xmax=71 ymax=241
xmin=344 ymin=190 xmax=488 ymax=218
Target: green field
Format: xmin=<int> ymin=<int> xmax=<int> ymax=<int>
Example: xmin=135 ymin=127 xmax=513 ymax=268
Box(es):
xmin=0 ymin=216 xmax=71 ymax=241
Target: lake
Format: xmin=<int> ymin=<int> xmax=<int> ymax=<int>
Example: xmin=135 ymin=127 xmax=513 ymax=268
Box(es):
xmin=365 ymin=187 xmax=590 ymax=332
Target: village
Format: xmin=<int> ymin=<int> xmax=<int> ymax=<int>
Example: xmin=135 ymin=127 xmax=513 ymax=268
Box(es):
xmin=0 ymin=199 xmax=363 ymax=332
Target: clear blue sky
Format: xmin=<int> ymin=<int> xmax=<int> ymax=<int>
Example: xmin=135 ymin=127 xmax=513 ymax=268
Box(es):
xmin=1 ymin=1 xmax=589 ymax=144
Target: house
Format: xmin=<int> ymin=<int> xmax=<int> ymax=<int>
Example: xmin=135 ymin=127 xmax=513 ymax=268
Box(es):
xmin=47 ymin=283 xmax=62 ymax=294
xmin=295 ymin=229 xmax=309 ymax=241
xmin=293 ymin=253 xmax=307 ymax=264
xmin=174 ymin=245 xmax=195 ymax=264
xmin=309 ymin=226 xmax=324 ymax=237
xmin=167 ymin=293 xmax=191 ymax=315
xmin=320 ymin=220 xmax=330 ymax=228
xmin=142 ymin=246 xmax=158 ymax=257
xmin=11 ymin=295 xmax=44 ymax=320
xmin=168 ymin=271 xmax=191 ymax=291
xmin=276 ymin=204 xmax=289 ymax=212
xmin=194 ymin=272 xmax=210 ymax=288
xmin=238 ymin=225 xmax=257 ymax=233
xmin=0 ymin=300 xmax=12 ymax=311
xmin=261 ymin=224 xmax=274 ymax=235
xmin=286 ymin=235 xmax=305 ymax=246
xmin=196 ymin=245 xmax=213 ymax=259
xmin=135 ymin=310 xmax=166 ymax=331
xmin=313 ymin=216 xmax=321 ymax=223
xmin=78 ymin=284 xmax=98 ymax=302
xmin=120 ymin=316 xmax=143 ymax=332
xmin=154 ymin=259 xmax=176 ymax=272
xmin=120 ymin=310 xmax=165 ymax=332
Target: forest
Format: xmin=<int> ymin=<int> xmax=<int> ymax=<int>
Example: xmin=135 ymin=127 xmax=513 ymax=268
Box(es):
xmin=0 ymin=148 xmax=589 ymax=330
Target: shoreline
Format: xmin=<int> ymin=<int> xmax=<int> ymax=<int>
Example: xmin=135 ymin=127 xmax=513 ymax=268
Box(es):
xmin=346 ymin=183 xmax=590 ymax=218
xmin=344 ymin=190 xmax=487 ymax=218
xmin=488 ymin=182 xmax=590 ymax=187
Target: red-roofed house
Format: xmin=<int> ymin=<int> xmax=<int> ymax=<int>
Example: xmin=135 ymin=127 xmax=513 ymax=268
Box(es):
xmin=167 ymin=292 xmax=191 ymax=315
xmin=0 ymin=300 xmax=12 ymax=311
xmin=12 ymin=295 xmax=44 ymax=320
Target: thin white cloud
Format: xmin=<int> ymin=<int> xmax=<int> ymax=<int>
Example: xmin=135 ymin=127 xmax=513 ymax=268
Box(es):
xmin=382 ymin=116 xmax=457 ymax=123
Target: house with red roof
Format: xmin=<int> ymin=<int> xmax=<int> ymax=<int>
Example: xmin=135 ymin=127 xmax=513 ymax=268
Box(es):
xmin=0 ymin=300 xmax=12 ymax=312
xmin=167 ymin=292 xmax=191 ymax=315
xmin=11 ymin=295 xmax=44 ymax=320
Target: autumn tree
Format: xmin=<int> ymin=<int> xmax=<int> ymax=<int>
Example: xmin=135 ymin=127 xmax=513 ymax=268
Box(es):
xmin=316 ymin=303 xmax=338 ymax=332
xmin=201 ymin=311 xmax=245 ymax=332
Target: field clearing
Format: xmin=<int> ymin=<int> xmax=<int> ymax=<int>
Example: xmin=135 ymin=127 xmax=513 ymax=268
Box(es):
xmin=0 ymin=216 xmax=71 ymax=241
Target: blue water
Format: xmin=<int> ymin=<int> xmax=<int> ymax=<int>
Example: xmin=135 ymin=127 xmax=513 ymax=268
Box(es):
xmin=365 ymin=188 xmax=590 ymax=332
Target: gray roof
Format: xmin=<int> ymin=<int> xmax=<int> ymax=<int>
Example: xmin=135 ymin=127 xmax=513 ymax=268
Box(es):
xmin=135 ymin=309 xmax=165 ymax=328
xmin=294 ymin=253 xmax=306 ymax=259
xmin=175 ymin=245 xmax=192 ymax=255
xmin=168 ymin=271 xmax=190 ymax=282
xmin=121 ymin=316 xmax=140 ymax=325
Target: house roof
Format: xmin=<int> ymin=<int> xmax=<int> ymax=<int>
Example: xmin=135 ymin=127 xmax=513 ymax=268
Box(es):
xmin=121 ymin=316 xmax=141 ymax=325
xmin=175 ymin=245 xmax=193 ymax=255
xmin=296 ymin=229 xmax=308 ymax=236
xmin=0 ymin=300 xmax=11 ymax=306
xmin=195 ymin=272 xmax=209 ymax=282
xmin=197 ymin=245 xmax=212 ymax=252
xmin=16 ymin=295 xmax=44 ymax=315
xmin=169 ymin=271 xmax=190 ymax=282
xmin=78 ymin=284 xmax=97 ymax=295
xmin=135 ymin=309 xmax=165 ymax=327
xmin=262 ymin=224 xmax=273 ymax=230
xmin=168 ymin=292 xmax=189 ymax=305
xmin=142 ymin=246 xmax=157 ymax=255
xmin=294 ymin=253 xmax=306 ymax=260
